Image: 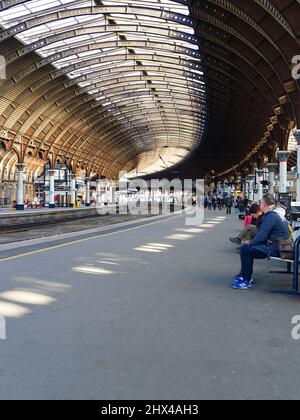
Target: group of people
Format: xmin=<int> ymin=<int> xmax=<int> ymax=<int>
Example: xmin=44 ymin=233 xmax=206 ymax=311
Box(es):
xmin=229 ymin=194 xmax=291 ymax=290
xmin=203 ymin=195 xmax=224 ymax=211
xmin=203 ymin=194 xmax=249 ymax=215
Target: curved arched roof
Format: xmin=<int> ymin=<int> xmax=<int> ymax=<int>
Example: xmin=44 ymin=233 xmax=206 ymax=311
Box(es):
xmin=0 ymin=0 xmax=299 ymax=179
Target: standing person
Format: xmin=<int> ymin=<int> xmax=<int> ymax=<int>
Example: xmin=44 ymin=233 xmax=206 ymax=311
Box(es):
xmin=207 ymin=196 xmax=212 ymax=211
xmin=217 ymin=197 xmax=223 ymax=211
xmin=225 ymin=196 xmax=233 ymax=215
xmin=232 ymin=194 xmax=290 ymax=290
xmin=204 ymin=195 xmax=208 ymax=209
xmin=212 ymin=196 xmax=217 ymax=211
xmin=239 ymin=198 xmax=245 ymax=213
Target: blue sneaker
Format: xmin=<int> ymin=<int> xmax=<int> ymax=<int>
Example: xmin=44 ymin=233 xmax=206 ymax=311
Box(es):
xmin=234 ymin=276 xmax=254 ymax=285
xmin=232 ymin=279 xmax=253 ymax=290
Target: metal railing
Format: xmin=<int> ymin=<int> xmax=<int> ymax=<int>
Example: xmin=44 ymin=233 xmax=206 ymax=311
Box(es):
xmin=292 ymin=236 xmax=300 ymax=293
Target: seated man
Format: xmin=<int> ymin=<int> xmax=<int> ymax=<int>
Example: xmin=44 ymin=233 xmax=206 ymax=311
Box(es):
xmin=232 ymin=194 xmax=290 ymax=290
xmin=230 ymin=203 xmax=263 ymax=244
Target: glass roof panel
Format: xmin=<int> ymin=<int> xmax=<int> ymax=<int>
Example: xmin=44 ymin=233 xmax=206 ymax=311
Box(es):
xmin=0 ymin=0 xmax=207 ymax=175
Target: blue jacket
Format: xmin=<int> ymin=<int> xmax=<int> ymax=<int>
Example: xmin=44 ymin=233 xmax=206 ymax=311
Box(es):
xmin=249 ymin=207 xmax=290 ymax=257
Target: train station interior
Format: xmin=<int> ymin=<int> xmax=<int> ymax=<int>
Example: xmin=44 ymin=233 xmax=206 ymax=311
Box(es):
xmin=0 ymin=0 xmax=300 ymax=402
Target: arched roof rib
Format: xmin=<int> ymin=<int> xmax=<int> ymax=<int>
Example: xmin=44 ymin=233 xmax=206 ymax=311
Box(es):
xmin=149 ymin=0 xmax=300 ymax=178
xmin=3 ymin=47 xmax=271 ymax=135
xmin=0 ymin=0 xmax=299 ymax=178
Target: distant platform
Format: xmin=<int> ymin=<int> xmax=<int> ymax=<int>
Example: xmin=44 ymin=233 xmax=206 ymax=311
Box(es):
xmin=0 ymin=206 xmax=119 ymax=228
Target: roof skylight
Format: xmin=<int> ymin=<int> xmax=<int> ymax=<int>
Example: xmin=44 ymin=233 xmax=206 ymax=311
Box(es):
xmin=0 ymin=0 xmax=207 ymax=175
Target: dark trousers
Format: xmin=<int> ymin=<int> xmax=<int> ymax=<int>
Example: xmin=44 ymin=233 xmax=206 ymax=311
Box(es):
xmin=240 ymin=245 xmax=268 ymax=282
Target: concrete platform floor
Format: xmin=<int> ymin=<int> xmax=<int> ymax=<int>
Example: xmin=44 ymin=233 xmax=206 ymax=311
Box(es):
xmin=0 ymin=211 xmax=300 ymax=400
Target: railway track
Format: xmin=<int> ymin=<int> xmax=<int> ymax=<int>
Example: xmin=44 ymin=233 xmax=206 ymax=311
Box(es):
xmin=0 ymin=204 xmax=183 ymax=236
xmin=0 ymin=220 xmax=67 ymax=234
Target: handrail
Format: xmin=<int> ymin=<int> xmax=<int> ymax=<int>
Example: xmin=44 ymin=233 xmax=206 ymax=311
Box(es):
xmin=292 ymin=236 xmax=300 ymax=293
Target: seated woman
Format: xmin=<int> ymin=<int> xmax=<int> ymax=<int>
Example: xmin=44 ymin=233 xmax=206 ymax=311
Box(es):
xmin=230 ymin=203 xmax=263 ymax=244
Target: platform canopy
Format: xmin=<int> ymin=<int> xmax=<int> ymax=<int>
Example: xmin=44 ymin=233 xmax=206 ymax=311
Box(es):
xmin=0 ymin=0 xmax=299 ymax=179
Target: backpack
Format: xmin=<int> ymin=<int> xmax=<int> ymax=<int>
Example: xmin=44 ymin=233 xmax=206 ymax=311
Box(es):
xmin=277 ymin=239 xmax=294 ymax=260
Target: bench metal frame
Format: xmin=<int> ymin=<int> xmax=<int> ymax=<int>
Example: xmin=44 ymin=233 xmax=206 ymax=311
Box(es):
xmin=271 ymin=236 xmax=300 ymax=296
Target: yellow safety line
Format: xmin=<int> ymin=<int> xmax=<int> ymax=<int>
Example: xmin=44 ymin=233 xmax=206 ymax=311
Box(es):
xmin=0 ymin=213 xmax=183 ymax=263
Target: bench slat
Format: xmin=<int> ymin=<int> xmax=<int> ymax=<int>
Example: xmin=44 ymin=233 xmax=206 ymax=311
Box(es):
xmin=269 ymin=257 xmax=294 ymax=263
